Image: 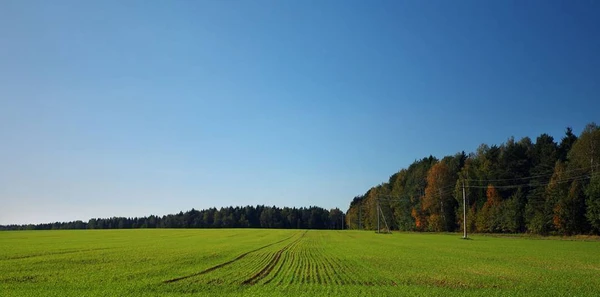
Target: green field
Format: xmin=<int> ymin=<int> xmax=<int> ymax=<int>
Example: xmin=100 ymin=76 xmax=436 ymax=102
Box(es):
xmin=1 ymin=229 xmax=599 ymax=296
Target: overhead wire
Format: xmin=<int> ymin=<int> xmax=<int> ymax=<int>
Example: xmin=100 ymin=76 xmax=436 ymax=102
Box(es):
xmin=466 ymin=174 xmax=591 ymax=190
xmin=464 ymin=164 xmax=599 ymax=183
xmin=375 ymin=164 xmax=597 ymax=202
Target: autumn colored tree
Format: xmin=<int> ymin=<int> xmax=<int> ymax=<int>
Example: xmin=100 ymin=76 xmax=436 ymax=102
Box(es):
xmin=345 ymin=196 xmax=361 ymax=229
xmin=363 ymin=187 xmax=380 ymax=230
xmin=411 ymin=206 xmax=427 ymax=231
xmin=389 ymin=170 xmax=414 ymax=231
xmin=423 ymin=161 xmax=454 ymax=231
xmin=340 ymin=123 xmax=599 ymax=235
xmin=406 ymin=156 xmax=437 ymax=230
xmin=553 ymin=180 xmax=587 ymax=235
xmin=475 ymin=185 xmax=502 ymax=232
xmin=539 ymin=162 xmax=568 ymax=234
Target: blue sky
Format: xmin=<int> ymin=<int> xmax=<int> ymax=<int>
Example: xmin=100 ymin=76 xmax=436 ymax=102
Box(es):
xmin=1 ymin=0 xmax=599 ymax=224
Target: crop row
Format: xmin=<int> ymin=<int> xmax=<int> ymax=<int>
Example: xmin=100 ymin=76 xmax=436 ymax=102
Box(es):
xmin=167 ymin=230 xmax=395 ymax=287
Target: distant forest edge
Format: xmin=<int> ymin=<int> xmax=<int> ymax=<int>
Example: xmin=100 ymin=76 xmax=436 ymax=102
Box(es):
xmin=347 ymin=122 xmax=600 ymax=235
xmin=0 ymin=206 xmax=344 ymax=231
xmin=2 ymin=123 xmax=599 ymax=235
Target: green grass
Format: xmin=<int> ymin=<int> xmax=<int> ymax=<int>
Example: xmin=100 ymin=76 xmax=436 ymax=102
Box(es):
xmin=1 ymin=229 xmax=599 ymax=296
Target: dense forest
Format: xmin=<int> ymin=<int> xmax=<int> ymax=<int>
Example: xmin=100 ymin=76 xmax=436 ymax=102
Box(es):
xmin=346 ymin=123 xmax=600 ymax=235
xmin=0 ymin=205 xmax=344 ymax=231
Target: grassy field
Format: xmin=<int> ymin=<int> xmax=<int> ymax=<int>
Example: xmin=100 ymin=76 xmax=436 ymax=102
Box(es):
xmin=1 ymin=229 xmax=599 ymax=296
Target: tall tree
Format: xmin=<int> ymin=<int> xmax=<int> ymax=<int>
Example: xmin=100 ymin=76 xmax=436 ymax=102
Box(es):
xmin=475 ymin=185 xmax=502 ymax=232
xmin=526 ymin=134 xmax=559 ymax=233
xmin=558 ymin=127 xmax=578 ymax=162
xmin=423 ymin=160 xmax=454 ymax=231
xmin=499 ymin=188 xmax=525 ymax=233
xmin=546 ymin=162 xmax=571 ymax=234
xmin=586 ymin=174 xmax=600 ymax=233
xmin=553 ymin=179 xmax=587 ymax=235
xmin=569 ymin=123 xmax=600 ymax=175
xmin=389 ymin=170 xmax=414 ymax=231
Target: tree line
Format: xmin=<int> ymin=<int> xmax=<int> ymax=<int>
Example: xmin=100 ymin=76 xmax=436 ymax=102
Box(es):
xmin=345 ymin=123 xmax=600 ymax=235
xmin=3 ymin=123 xmax=598 ymax=235
xmin=0 ymin=205 xmax=345 ymax=231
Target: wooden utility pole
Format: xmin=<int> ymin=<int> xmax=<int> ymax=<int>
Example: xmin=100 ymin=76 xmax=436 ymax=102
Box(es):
xmin=377 ymin=198 xmax=380 ymax=233
xmin=462 ymin=179 xmax=468 ymax=239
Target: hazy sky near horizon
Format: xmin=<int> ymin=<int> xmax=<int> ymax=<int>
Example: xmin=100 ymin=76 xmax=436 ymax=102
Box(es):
xmin=1 ymin=0 xmax=599 ymax=225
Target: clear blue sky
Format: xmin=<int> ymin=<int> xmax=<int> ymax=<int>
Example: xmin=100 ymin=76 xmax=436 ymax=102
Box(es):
xmin=1 ymin=1 xmax=599 ymax=225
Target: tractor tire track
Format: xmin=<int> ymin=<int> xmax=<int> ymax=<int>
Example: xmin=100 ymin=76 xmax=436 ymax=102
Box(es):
xmin=242 ymin=230 xmax=307 ymax=285
xmin=163 ymin=232 xmax=301 ymax=284
xmin=263 ymin=231 xmax=304 ymax=285
xmin=2 ymin=247 xmax=113 ymax=261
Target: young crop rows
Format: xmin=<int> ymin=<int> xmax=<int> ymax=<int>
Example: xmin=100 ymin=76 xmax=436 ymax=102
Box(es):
xmin=163 ymin=231 xmax=393 ymax=287
xmin=1 ymin=229 xmax=599 ymax=296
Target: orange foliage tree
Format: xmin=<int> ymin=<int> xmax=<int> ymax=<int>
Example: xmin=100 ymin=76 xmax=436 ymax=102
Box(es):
xmin=475 ymin=184 xmax=502 ymax=232
xmin=423 ymin=161 xmax=454 ymax=231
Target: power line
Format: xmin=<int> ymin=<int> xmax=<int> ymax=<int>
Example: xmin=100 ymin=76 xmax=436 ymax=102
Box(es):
xmin=369 ymin=165 xmax=596 ymax=234
xmin=376 ymin=174 xmax=591 ymax=201
xmin=466 ymin=174 xmax=591 ymax=190
xmin=465 ymin=164 xmax=599 ymax=183
xmin=376 ymin=165 xmax=597 ymax=202
xmin=372 ymin=164 xmax=597 ymax=204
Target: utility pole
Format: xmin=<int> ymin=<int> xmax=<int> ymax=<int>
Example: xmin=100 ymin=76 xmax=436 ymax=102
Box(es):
xmin=462 ymin=179 xmax=468 ymax=239
xmin=377 ymin=198 xmax=380 ymax=233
